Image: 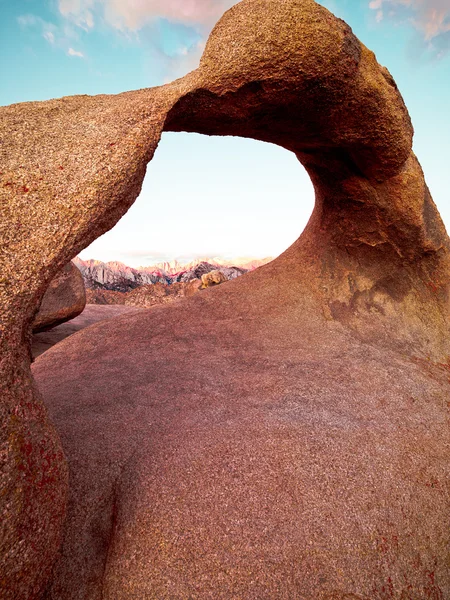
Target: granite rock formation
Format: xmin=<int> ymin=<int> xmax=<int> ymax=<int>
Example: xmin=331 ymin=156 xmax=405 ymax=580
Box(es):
xmin=73 ymin=258 xmax=170 ymax=291
xmin=87 ymin=279 xmax=204 ymax=306
xmin=1 ymin=0 xmax=450 ymax=598
xmin=177 ymin=261 xmax=239 ymax=282
xmin=201 ymin=269 xmax=227 ymax=288
xmin=74 ymin=256 xmax=253 ymax=291
xmin=32 ymin=262 xmax=86 ymax=333
xmin=118 ymin=281 xmax=196 ymax=308
xmin=85 ymin=288 xmax=130 ymax=305
xmin=183 ymin=277 xmax=202 ymax=297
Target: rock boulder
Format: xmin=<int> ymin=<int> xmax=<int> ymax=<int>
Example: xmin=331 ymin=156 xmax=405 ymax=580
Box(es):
xmin=32 ymin=262 xmax=86 ymax=333
xmin=201 ymin=269 xmax=227 ymax=288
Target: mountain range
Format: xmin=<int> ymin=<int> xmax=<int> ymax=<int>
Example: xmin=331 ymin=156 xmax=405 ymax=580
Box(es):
xmin=73 ymin=256 xmax=273 ymax=293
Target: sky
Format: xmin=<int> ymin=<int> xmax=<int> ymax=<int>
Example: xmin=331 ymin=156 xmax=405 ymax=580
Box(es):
xmin=1 ymin=0 xmax=449 ymax=267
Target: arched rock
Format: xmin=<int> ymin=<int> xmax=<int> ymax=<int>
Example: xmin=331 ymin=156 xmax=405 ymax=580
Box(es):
xmin=1 ymin=0 xmax=449 ymax=598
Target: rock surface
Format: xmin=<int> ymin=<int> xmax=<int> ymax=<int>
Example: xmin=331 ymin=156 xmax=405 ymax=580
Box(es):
xmin=74 ymin=256 xmax=254 ymax=291
xmin=201 ymin=269 xmax=227 ymax=287
xmin=35 ymin=279 xmax=450 ymax=600
xmin=32 ymin=262 xmax=86 ymax=333
xmin=73 ymin=258 xmax=170 ymax=291
xmin=183 ymin=277 xmax=202 ymax=298
xmin=178 ymin=261 xmax=246 ymax=283
xmin=1 ymin=0 xmax=450 ymax=599
xmin=32 ymin=304 xmax=145 ymax=359
xmin=118 ymin=281 xmax=196 ymax=308
xmin=86 ymin=280 xmax=203 ymax=306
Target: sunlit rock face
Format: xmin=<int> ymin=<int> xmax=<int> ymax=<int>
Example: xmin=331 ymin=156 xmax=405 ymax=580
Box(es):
xmin=1 ymin=0 xmax=449 ymax=598
xmin=73 ymin=257 xmax=171 ymax=291
xmin=32 ymin=263 xmax=86 ymax=333
xmin=201 ymin=269 xmax=227 ymax=287
xmin=74 ymin=256 xmax=253 ymax=289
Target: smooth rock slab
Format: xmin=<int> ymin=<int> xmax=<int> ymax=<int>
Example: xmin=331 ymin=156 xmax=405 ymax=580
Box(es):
xmin=34 ymin=268 xmax=450 ymax=599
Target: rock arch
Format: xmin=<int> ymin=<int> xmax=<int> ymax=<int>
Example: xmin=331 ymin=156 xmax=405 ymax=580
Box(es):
xmin=1 ymin=0 xmax=449 ymax=598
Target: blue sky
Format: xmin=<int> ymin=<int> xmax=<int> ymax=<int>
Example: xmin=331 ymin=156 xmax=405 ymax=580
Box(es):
xmin=1 ymin=0 xmax=449 ymax=267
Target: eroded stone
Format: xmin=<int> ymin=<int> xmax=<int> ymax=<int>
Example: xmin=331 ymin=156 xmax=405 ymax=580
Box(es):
xmin=1 ymin=0 xmax=450 ymax=598
xmin=32 ymin=262 xmax=86 ymax=333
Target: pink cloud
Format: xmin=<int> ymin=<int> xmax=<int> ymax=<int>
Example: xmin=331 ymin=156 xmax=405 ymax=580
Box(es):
xmin=56 ymin=0 xmax=238 ymax=80
xmin=58 ymin=0 xmax=238 ymax=31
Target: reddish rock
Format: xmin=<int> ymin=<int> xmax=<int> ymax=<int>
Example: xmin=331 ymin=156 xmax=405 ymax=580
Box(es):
xmin=1 ymin=0 xmax=450 ymax=598
xmin=34 ymin=276 xmax=450 ymax=600
xmin=183 ymin=278 xmax=202 ymax=297
xmin=178 ymin=261 xmax=230 ymax=282
xmin=124 ymin=281 xmax=191 ymax=307
xmin=85 ymin=288 xmax=127 ymax=305
xmin=32 ymin=262 xmax=86 ymax=333
xmin=86 ymin=280 xmax=204 ymax=305
xmin=32 ymin=304 xmax=145 ymax=359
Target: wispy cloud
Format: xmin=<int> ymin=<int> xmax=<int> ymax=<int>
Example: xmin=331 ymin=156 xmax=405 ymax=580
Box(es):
xmin=160 ymin=40 xmax=206 ymax=82
xmin=140 ymin=17 xmax=207 ymax=83
xmin=370 ymin=0 xmax=450 ymax=57
xmin=17 ymin=14 xmax=39 ymax=27
xmin=68 ymin=47 xmax=85 ymax=57
xmin=18 ymin=12 xmax=86 ymax=58
xmin=18 ymin=13 xmax=58 ymax=41
xmin=43 ymin=31 xmax=55 ymax=44
xmin=57 ymin=0 xmax=238 ymax=31
xmin=59 ymin=0 xmax=95 ymax=30
xmin=369 ymin=1 xmax=384 ymax=23
xmin=55 ymin=1 xmax=237 ymax=82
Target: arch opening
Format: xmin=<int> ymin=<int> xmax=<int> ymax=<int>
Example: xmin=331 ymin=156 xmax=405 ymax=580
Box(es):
xmin=67 ymin=131 xmax=315 ymax=306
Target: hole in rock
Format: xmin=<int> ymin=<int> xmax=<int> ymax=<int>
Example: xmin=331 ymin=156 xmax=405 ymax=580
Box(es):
xmin=32 ymin=133 xmax=315 ymax=357
xmin=79 ymin=132 xmax=315 ymax=272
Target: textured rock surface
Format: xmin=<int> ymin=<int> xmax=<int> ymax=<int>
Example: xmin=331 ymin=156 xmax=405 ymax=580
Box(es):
xmin=1 ymin=0 xmax=450 ymax=598
xmin=0 ymin=81 xmax=180 ymax=600
xmin=201 ymin=269 xmax=227 ymax=287
xmin=73 ymin=257 xmax=170 ymax=291
xmin=178 ymin=260 xmax=231 ymax=282
xmin=32 ymin=262 xmax=86 ymax=333
xmin=35 ymin=281 xmax=450 ymax=600
xmin=121 ymin=281 xmax=195 ymax=307
xmin=85 ymin=288 xmax=129 ymax=305
xmin=183 ymin=277 xmax=202 ymax=297
xmin=32 ymin=305 xmax=145 ymax=359
xmin=86 ymin=280 xmax=203 ymax=306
